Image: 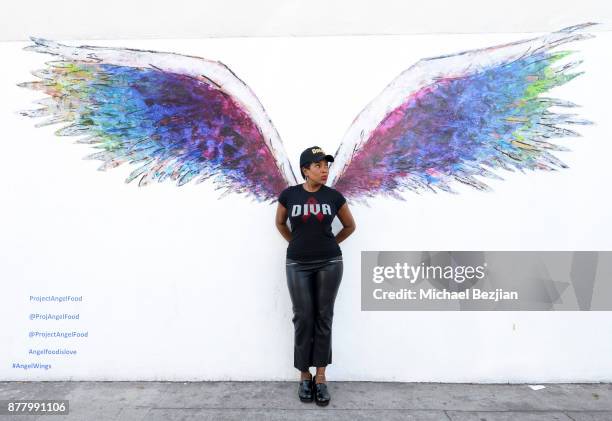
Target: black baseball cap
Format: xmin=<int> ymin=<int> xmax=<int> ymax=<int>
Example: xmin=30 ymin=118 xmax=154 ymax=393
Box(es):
xmin=299 ymin=146 xmax=334 ymax=170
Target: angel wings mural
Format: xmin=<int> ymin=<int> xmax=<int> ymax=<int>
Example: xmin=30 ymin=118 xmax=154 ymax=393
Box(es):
xmin=18 ymin=23 xmax=596 ymax=205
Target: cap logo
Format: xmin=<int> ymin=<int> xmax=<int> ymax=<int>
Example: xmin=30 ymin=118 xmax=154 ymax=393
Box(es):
xmin=311 ymin=147 xmax=324 ymax=154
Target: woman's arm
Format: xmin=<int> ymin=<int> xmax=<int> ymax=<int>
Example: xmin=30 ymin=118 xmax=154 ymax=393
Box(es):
xmin=335 ymin=203 xmax=356 ymax=244
xmin=275 ymin=203 xmax=292 ymax=242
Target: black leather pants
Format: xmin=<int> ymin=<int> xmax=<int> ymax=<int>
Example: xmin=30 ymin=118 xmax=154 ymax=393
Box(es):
xmin=286 ymin=256 xmax=344 ymax=372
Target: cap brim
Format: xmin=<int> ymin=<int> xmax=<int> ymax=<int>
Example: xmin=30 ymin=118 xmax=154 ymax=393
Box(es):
xmin=313 ymin=155 xmax=335 ymax=163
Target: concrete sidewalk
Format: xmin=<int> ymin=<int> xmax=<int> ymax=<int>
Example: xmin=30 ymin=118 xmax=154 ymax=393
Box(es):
xmin=1 ymin=381 xmax=611 ymax=420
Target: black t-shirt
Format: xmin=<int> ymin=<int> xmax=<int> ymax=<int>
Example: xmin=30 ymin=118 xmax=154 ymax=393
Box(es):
xmin=278 ymin=184 xmax=347 ymax=261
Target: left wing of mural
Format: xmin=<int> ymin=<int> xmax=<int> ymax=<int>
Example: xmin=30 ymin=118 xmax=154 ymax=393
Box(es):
xmin=18 ymin=37 xmax=297 ymax=202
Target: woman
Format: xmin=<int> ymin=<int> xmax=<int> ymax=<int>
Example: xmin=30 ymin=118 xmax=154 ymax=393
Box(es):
xmin=275 ymin=146 xmax=356 ymax=406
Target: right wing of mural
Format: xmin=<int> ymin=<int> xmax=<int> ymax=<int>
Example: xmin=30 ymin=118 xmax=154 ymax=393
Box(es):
xmin=328 ymin=23 xmax=597 ymax=205
xmin=18 ymin=38 xmax=297 ymax=203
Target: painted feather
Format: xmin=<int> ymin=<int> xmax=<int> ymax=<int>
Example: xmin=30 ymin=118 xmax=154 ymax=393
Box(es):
xmin=328 ymin=23 xmax=597 ymax=204
xmin=18 ymin=38 xmax=297 ymax=203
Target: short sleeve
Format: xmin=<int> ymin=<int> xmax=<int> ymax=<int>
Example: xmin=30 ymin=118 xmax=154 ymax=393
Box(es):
xmin=278 ymin=187 xmax=289 ymax=208
xmin=335 ymin=190 xmax=347 ymax=210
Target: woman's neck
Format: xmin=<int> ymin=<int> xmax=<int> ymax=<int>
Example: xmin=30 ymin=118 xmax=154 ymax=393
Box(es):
xmin=303 ymin=180 xmax=322 ymax=192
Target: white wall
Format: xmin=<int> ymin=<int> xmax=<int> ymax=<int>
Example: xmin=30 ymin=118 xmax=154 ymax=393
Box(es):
xmin=1 ymin=31 xmax=611 ymax=381
xmin=2 ymin=0 xmax=611 ymax=41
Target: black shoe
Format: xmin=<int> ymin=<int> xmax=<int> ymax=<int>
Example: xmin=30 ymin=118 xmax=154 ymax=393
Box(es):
xmin=314 ymin=380 xmax=330 ymax=406
xmin=298 ymin=378 xmax=314 ymax=402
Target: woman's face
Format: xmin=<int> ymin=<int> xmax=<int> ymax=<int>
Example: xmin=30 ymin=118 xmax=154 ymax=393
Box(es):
xmin=304 ymin=159 xmax=329 ymax=184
